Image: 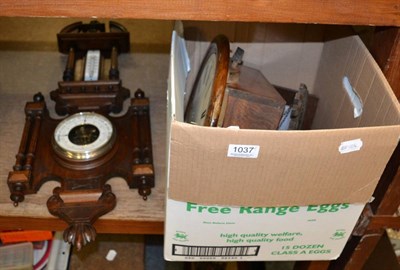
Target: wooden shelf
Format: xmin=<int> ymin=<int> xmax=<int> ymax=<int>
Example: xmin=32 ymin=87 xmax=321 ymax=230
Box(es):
xmin=0 ymin=216 xmax=164 ymax=235
xmin=0 ymin=0 xmax=399 ymax=26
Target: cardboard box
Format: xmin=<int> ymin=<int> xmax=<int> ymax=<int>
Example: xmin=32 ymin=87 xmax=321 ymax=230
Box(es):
xmin=164 ymin=22 xmax=400 ymax=261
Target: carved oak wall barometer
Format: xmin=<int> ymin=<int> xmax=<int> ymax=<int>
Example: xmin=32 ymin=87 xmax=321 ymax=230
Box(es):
xmin=7 ymin=21 xmax=155 ymax=250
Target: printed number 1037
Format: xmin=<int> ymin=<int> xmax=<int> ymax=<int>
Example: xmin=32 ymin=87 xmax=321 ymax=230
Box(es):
xmin=227 ymin=144 xmax=260 ymax=158
xmin=232 ymin=146 xmax=255 ymax=153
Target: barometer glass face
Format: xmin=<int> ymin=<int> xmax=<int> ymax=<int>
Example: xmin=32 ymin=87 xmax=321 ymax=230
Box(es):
xmin=53 ymin=112 xmax=115 ymax=161
xmin=187 ymin=53 xmax=217 ymax=126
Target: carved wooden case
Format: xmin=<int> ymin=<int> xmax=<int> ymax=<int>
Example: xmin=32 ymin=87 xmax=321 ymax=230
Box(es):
xmin=7 ymin=21 xmax=155 ymax=250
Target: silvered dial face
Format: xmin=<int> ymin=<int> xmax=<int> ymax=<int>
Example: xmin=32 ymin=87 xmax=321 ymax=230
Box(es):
xmin=52 ymin=112 xmax=115 ymax=161
xmin=187 ymin=53 xmax=217 ymax=125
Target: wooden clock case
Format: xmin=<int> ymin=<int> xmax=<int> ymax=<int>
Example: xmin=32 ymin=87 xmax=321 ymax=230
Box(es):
xmin=184 ymin=34 xmax=316 ymax=131
xmin=7 ymin=21 xmax=155 ymax=250
xmin=185 ymin=34 xmax=287 ymax=130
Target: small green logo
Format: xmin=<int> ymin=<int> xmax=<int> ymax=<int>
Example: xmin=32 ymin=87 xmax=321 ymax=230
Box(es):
xmin=173 ymin=231 xmax=189 ymax=242
xmin=330 ymin=229 xmax=346 ymax=240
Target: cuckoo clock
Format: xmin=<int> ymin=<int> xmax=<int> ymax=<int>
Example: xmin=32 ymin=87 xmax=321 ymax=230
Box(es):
xmin=7 ymin=21 xmax=155 ymax=250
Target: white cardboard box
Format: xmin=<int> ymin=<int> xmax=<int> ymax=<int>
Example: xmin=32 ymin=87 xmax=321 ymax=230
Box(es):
xmin=164 ymin=22 xmax=400 ymax=261
xmin=165 ymin=200 xmax=364 ymax=261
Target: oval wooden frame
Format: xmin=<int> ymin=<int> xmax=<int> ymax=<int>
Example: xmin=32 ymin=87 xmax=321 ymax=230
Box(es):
xmin=185 ymin=34 xmax=230 ymax=126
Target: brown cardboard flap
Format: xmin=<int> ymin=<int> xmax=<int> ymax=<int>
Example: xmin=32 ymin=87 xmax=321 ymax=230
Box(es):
xmin=313 ymin=36 xmax=400 ymax=130
xmin=168 ymin=122 xmax=400 ymax=206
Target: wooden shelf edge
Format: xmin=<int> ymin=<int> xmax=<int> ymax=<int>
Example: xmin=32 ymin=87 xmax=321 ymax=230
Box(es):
xmin=0 ymin=0 xmax=399 ymax=26
xmin=0 ymin=216 xmax=164 ymax=235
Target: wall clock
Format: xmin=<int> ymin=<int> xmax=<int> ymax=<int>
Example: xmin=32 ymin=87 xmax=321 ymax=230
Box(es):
xmin=7 ymin=21 xmax=155 ymax=250
xmin=185 ymin=35 xmax=230 ymax=126
xmin=185 ymin=34 xmax=287 ymax=130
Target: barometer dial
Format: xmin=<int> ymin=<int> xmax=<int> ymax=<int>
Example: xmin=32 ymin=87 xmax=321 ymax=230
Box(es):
xmin=52 ymin=112 xmax=115 ymax=161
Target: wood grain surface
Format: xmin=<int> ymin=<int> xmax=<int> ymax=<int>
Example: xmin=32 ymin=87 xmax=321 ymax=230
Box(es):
xmin=0 ymin=0 xmax=399 ymax=26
